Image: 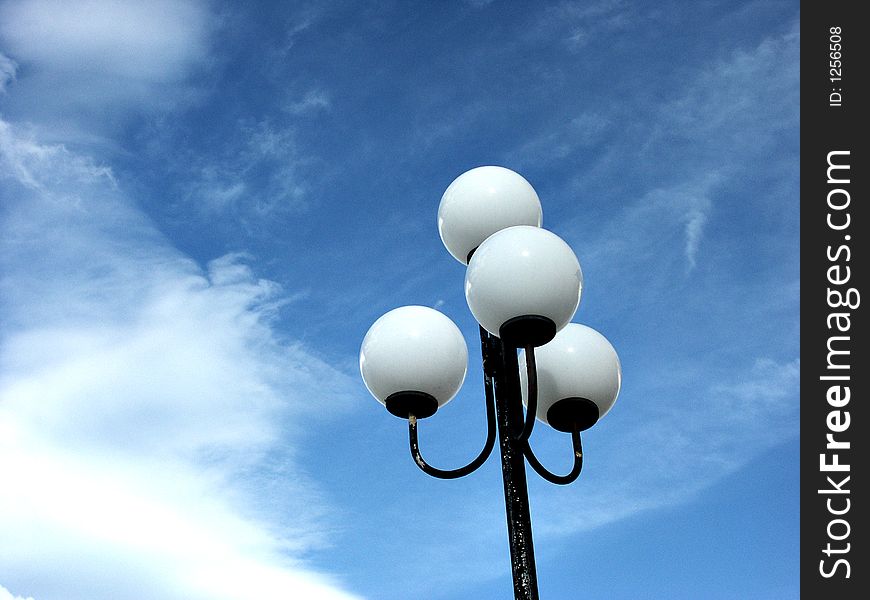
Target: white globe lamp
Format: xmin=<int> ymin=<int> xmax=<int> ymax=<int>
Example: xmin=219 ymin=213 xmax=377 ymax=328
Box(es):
xmin=465 ymin=225 xmax=582 ymax=347
xmin=438 ymin=166 xmax=542 ymax=264
xmin=519 ymin=323 xmax=621 ymax=432
xmin=360 ymin=306 xmax=468 ymax=419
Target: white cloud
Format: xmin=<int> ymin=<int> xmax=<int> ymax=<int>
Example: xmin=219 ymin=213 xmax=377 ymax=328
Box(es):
xmin=0 ymin=584 xmax=35 ymax=600
xmin=0 ymin=119 xmax=362 ymax=600
xmin=0 ymin=0 xmax=213 ymax=145
xmin=0 ymin=0 xmax=209 ymax=81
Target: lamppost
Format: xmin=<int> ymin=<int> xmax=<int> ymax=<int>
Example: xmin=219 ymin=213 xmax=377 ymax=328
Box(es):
xmin=359 ymin=166 xmax=621 ymax=600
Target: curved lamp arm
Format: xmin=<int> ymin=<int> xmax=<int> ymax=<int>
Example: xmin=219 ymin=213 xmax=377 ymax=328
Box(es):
xmin=514 ymin=344 xmax=537 ymax=442
xmin=523 ymin=431 xmax=583 ymax=485
xmin=407 ymin=351 xmax=498 ymax=480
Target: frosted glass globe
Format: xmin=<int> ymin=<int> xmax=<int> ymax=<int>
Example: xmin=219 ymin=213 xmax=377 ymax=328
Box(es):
xmin=465 ymin=226 xmax=582 ymax=346
xmin=360 ymin=306 xmax=468 ymax=418
xmin=438 ymin=166 xmax=542 ymax=264
xmin=519 ymin=323 xmax=621 ymax=431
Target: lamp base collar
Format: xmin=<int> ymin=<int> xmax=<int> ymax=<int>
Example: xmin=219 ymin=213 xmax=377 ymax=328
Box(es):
xmin=385 ymin=391 xmax=439 ymax=419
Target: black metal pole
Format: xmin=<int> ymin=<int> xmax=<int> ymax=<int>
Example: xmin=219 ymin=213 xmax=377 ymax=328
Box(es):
xmin=486 ymin=331 xmax=540 ymax=600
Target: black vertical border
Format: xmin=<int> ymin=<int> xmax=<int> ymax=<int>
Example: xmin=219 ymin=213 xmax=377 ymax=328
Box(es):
xmin=801 ymin=2 xmax=866 ymax=597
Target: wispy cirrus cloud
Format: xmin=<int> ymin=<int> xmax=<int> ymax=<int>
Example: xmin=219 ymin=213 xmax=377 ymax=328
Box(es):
xmin=508 ymin=20 xmax=800 ymax=541
xmin=182 ymin=118 xmax=311 ymax=216
xmin=555 ymin=18 xmax=799 ymax=275
xmin=0 ymin=51 xmax=15 ymax=93
xmin=531 ymin=356 xmax=799 ymax=537
xmin=515 ymin=111 xmax=611 ymax=163
xmin=0 ymin=119 xmax=362 ymax=600
xmin=580 ymin=173 xmax=721 ymax=276
xmin=533 ymin=0 xmax=638 ymax=50
xmin=285 ymin=89 xmax=332 ymax=115
xmin=646 ymin=19 xmax=800 ymax=167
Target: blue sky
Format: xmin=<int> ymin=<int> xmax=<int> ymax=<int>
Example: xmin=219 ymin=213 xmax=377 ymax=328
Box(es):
xmin=0 ymin=1 xmax=799 ymax=599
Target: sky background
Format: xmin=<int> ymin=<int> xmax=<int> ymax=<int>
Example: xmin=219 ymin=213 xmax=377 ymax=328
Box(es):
xmin=0 ymin=1 xmax=799 ymax=599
